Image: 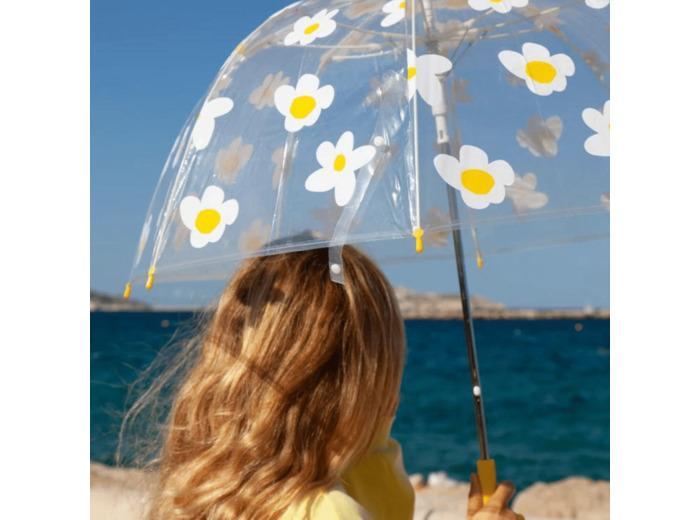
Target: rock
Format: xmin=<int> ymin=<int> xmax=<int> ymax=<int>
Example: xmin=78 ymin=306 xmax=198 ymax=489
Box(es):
xmin=90 ymin=462 xmax=155 ymax=520
xmin=89 ymin=462 xmax=609 ymax=520
xmin=427 ymin=471 xmax=461 ymax=488
xmin=409 ymin=473 xmax=425 ymax=489
xmin=414 ymin=482 xmax=471 ymax=520
xmin=512 ymin=476 xmax=610 ymax=520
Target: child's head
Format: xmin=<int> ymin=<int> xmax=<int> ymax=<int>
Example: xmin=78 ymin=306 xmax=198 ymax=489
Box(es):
xmin=152 ymin=246 xmax=405 ymax=519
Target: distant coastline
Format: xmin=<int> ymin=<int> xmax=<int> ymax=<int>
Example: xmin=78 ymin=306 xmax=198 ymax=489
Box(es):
xmin=90 ymin=289 xmax=609 ymax=320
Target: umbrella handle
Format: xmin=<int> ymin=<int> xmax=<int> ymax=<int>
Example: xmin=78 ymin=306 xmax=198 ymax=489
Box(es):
xmin=476 ymin=459 xmax=525 ymax=520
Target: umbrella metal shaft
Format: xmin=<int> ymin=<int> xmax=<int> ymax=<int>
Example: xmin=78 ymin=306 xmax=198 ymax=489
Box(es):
xmin=443 ymin=144 xmax=491 ymax=462
xmin=420 ymin=0 xmax=490 ymax=461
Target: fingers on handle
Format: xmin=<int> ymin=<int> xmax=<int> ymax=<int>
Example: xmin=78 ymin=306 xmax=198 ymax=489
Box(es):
xmin=467 ymin=473 xmax=483 ymax=518
xmin=489 ymin=480 xmax=516 ymax=507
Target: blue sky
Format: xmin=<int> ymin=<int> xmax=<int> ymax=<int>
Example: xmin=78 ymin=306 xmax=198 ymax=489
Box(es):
xmin=91 ymin=0 xmax=610 ymax=308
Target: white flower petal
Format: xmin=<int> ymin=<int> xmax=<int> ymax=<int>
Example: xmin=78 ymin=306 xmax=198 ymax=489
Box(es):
xmin=585 ymin=0 xmax=609 ymax=8
xmin=220 ymin=199 xmax=239 ymax=225
xmin=192 ymin=118 xmax=215 ymax=150
xmin=284 ymin=115 xmax=305 ymax=132
xmin=488 ymin=183 xmax=507 ymax=205
xmin=293 ymin=16 xmax=312 ymax=33
xmin=433 ymin=153 xmax=463 ymax=190
xmin=190 ymin=230 xmax=210 ymax=248
xmin=416 ymin=54 xmax=453 ymax=108
xmin=582 ymin=107 xmax=605 ymax=132
xmin=284 ymin=31 xmax=300 ymax=46
xmin=297 ymin=73 xmax=320 ymax=93
xmin=274 ymin=85 xmax=295 ymax=113
xmin=315 ymin=19 xmax=337 ymax=38
xmin=301 ymin=106 xmax=323 ymax=128
xmin=201 ymin=97 xmax=234 ymax=118
xmin=527 ymin=78 xmax=554 ymax=96
xmin=461 ymin=189 xmax=490 ymax=210
xmin=336 ymin=131 xmax=355 ymax=154
xmin=584 ymin=133 xmax=610 ymax=157
xmin=335 ymin=170 xmax=357 ymax=206
xmin=316 ymin=85 xmax=335 ymax=108
xmin=459 ymin=145 xmax=489 ymax=169
xmin=550 ymin=53 xmax=575 ymax=77
xmin=201 ymin=185 xmax=225 ymax=207
xmin=206 ymin=222 xmax=227 ymax=244
xmin=488 ymin=159 xmax=515 ymax=186
xmin=468 ymin=0 xmax=494 ymax=11
xmin=316 ymin=141 xmax=337 ymax=167
xmin=522 ymin=42 xmax=550 ymax=61
xmin=381 ymin=5 xmax=405 ymax=27
xmin=498 ymin=50 xmax=527 ymax=80
xmin=306 ymin=168 xmax=337 ymax=192
xmin=179 ymin=196 xmax=201 ymax=229
xmin=348 ymin=145 xmax=376 ymax=171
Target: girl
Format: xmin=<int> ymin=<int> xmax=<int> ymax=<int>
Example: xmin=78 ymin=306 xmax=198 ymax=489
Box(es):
xmin=137 ymin=246 xmax=518 ymax=519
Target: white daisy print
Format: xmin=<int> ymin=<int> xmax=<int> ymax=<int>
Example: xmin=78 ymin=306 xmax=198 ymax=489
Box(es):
xmin=583 ymin=100 xmax=610 ymax=157
xmin=433 ymin=145 xmax=515 ymax=210
xmin=381 ymin=0 xmax=406 ymax=27
xmin=274 ymin=74 xmax=335 ymax=132
xmin=468 ymin=0 xmax=529 ymax=14
xmin=179 ymin=186 xmax=239 ymax=248
xmin=407 ymin=49 xmax=453 ymax=108
xmin=305 ymin=131 xmax=377 ymax=206
xmin=191 ymin=98 xmax=234 ymax=151
xmin=498 ymin=42 xmax=575 ymax=96
xmin=505 ymin=172 xmax=548 ymax=213
xmin=585 ymin=0 xmax=609 ymax=8
xmin=284 ymin=9 xmax=339 ymax=46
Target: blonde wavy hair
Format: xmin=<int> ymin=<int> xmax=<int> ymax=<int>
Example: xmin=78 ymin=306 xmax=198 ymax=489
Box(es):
xmin=144 ymin=246 xmax=405 ymax=519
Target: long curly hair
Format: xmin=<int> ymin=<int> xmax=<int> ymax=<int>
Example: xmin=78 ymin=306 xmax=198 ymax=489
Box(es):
xmin=143 ymin=246 xmax=405 ymax=519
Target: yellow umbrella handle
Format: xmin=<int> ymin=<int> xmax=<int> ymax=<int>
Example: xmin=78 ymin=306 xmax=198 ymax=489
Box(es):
xmin=476 ymin=459 xmax=525 ymax=520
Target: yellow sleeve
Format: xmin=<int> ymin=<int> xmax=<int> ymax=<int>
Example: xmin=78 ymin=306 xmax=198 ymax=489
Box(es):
xmin=340 ymin=418 xmax=415 ymax=520
xmin=281 ymin=486 xmax=372 ymax=520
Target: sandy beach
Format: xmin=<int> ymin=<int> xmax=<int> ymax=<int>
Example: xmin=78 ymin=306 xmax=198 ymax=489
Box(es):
xmin=90 ymin=461 xmax=609 ymax=520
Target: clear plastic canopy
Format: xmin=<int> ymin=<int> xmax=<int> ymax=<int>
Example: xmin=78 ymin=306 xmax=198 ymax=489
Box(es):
xmin=127 ymin=0 xmax=610 ymax=293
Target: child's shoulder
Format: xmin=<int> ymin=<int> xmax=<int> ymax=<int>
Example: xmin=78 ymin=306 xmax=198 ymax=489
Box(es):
xmin=281 ymin=484 xmax=372 ymax=520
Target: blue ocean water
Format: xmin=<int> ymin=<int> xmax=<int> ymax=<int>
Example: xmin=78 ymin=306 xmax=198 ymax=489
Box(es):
xmin=91 ymin=312 xmax=609 ymax=491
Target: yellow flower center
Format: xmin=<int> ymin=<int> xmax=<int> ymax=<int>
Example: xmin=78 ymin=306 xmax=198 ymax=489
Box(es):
xmin=304 ymin=23 xmax=320 ymax=35
xmin=399 ymin=2 xmax=406 ymax=8
xmin=490 ymin=0 xmax=503 ymax=3
xmin=333 ymin=154 xmax=346 ymax=172
xmin=407 ymin=67 xmax=417 ymax=80
xmin=195 ymin=209 xmax=221 ymax=234
xmin=525 ymin=60 xmax=557 ymax=84
xmin=290 ymin=95 xmax=317 ymax=119
xmin=461 ymin=169 xmax=495 ymax=195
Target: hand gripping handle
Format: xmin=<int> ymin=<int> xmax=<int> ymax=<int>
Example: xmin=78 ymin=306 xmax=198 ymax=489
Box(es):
xmin=476 ymin=459 xmax=524 ymax=520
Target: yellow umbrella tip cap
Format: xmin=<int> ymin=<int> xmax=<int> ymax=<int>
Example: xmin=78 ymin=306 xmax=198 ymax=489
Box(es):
xmin=145 ymin=267 xmax=156 ymax=290
xmin=123 ymin=283 xmax=131 ymax=299
xmin=412 ymin=227 xmax=424 ymax=254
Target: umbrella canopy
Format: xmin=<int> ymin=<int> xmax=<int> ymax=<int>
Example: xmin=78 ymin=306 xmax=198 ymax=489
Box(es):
xmin=125 ymin=0 xmax=609 ymax=292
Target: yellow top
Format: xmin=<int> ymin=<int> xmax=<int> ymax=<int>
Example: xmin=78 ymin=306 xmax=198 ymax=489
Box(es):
xmin=281 ymin=419 xmax=415 ymax=519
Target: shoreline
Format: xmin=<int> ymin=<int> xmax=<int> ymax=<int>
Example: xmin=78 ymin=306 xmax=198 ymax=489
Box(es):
xmin=90 ymin=290 xmax=609 ymax=320
xmin=90 ymin=460 xmax=610 ymax=520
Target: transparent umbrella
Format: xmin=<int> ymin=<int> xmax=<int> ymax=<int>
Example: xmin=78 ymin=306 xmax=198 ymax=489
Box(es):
xmin=125 ymin=0 xmax=610 ymax=507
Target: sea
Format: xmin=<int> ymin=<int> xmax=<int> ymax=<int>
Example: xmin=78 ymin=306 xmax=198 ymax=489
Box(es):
xmin=91 ymin=312 xmax=609 ymax=491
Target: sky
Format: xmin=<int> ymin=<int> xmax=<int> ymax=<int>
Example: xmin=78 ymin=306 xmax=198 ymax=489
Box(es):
xmin=90 ymin=0 xmax=611 ymax=309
